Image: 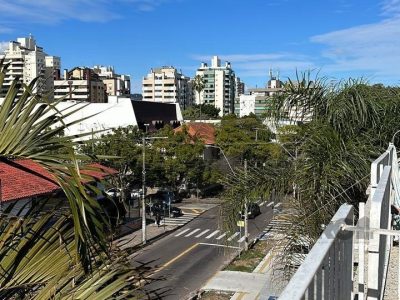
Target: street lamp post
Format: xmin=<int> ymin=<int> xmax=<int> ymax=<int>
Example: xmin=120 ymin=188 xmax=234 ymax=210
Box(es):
xmin=141 ymin=124 xmax=149 ymax=245
xmin=141 ymin=126 xmax=168 ymax=245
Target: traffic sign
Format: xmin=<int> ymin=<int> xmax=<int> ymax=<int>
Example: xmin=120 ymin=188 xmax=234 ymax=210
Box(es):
xmin=237 ymin=220 xmax=245 ymax=227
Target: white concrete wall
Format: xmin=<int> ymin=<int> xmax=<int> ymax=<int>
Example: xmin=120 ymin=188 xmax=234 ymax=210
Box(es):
xmin=52 ymin=98 xmax=137 ymax=140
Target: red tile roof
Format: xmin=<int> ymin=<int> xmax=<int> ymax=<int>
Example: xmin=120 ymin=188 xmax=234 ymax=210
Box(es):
xmin=0 ymin=159 xmax=117 ymax=203
xmin=174 ymin=122 xmax=216 ymax=145
xmin=82 ymin=163 xmax=118 ymax=179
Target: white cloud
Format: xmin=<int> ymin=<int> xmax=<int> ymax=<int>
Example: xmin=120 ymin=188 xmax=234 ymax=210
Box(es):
xmin=0 ymin=0 xmax=173 ymax=27
xmin=309 ymin=1 xmax=400 ymax=83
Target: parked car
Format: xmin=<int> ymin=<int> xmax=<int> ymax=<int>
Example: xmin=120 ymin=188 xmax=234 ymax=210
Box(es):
xmin=105 ymin=188 xmax=121 ymax=198
xmin=240 ymin=203 xmax=261 ymax=219
xmin=130 ymin=189 xmax=142 ymax=199
xmin=146 ymin=202 xmax=182 ymax=218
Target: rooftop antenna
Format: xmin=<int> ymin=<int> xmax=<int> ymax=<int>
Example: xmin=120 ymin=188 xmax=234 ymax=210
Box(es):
xmin=277 ymin=69 xmax=280 ymax=80
xmin=269 ymin=68 xmax=273 ymax=80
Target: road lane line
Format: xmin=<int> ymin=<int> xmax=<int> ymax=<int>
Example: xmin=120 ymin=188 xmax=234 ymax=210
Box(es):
xmin=199 ymin=242 xmax=240 ymax=249
xmin=227 ymin=232 xmax=240 ymax=241
xmin=205 ymin=230 xmax=220 ymax=239
xmin=175 ymin=228 xmax=191 ymax=236
xmin=216 ymin=233 xmax=227 ymax=240
xmin=267 ymin=201 xmax=274 ymax=207
xmin=185 ymin=228 xmax=200 ymax=237
xmin=159 ymin=243 xmax=199 ymax=270
xmin=195 ymin=229 xmax=210 ymax=238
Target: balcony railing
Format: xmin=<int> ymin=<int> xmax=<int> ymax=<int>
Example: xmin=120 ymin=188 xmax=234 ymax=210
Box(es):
xmin=279 ymin=144 xmax=399 ymax=300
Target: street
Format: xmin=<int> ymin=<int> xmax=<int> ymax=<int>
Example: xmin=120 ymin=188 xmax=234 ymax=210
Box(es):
xmin=130 ymin=202 xmax=274 ymax=299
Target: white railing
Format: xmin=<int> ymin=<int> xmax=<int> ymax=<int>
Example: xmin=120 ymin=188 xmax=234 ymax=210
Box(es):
xmin=279 ymin=204 xmax=354 ymax=299
xmin=279 ymin=144 xmax=399 ymax=300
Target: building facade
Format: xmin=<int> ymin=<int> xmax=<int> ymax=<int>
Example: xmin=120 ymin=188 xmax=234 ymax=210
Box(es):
xmin=93 ymin=65 xmax=131 ymax=96
xmin=195 ymin=56 xmax=236 ymax=116
xmin=235 ymin=71 xmax=283 ymax=117
xmin=0 ymin=35 xmax=61 ymax=100
xmin=54 ymin=67 xmax=106 ymax=103
xmin=142 ymin=66 xmax=192 ymax=109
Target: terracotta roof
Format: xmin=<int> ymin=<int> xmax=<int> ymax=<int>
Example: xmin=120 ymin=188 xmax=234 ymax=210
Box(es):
xmin=82 ymin=163 xmax=118 ymax=179
xmin=0 ymin=159 xmax=117 ymax=203
xmin=174 ymin=122 xmax=216 ymax=145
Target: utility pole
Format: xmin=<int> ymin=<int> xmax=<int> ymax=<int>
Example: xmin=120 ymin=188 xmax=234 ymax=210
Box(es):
xmin=141 ymin=133 xmax=146 ymax=244
xmin=244 ymin=159 xmax=249 ymax=251
xmin=141 ymin=123 xmax=150 ymax=245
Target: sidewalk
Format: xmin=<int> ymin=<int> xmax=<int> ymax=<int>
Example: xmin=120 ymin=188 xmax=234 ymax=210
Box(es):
xmin=116 ymin=220 xmax=176 ymax=250
xmin=202 ymin=251 xmax=284 ymax=300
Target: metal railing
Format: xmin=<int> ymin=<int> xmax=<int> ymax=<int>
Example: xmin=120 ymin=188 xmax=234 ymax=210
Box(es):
xmin=279 ymin=144 xmax=399 ymax=300
xmin=279 ymin=204 xmax=354 ymax=299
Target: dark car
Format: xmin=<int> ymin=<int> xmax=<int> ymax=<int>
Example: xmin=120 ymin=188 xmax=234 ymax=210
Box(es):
xmin=147 ymin=202 xmax=182 ymax=218
xmin=240 ymin=203 xmax=261 ymax=219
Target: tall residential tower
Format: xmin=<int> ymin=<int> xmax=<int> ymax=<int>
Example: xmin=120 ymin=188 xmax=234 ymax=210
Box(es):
xmin=142 ymin=66 xmax=192 ymax=109
xmin=0 ymin=35 xmax=61 ymax=100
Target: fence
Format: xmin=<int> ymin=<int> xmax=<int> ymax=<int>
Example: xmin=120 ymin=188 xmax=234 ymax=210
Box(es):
xmin=279 ymin=144 xmax=399 ymax=300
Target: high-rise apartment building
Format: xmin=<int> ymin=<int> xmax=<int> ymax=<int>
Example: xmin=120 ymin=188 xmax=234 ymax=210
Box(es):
xmin=93 ymin=65 xmax=131 ymax=96
xmin=0 ymin=35 xmax=60 ymax=100
xmin=235 ymin=77 xmax=245 ymax=97
xmin=195 ymin=56 xmax=236 ymax=116
xmin=54 ymin=67 xmax=106 ymax=103
xmin=142 ymin=66 xmax=192 ymax=109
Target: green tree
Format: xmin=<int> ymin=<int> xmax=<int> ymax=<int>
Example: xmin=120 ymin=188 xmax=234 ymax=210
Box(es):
xmin=183 ymin=104 xmax=220 ymax=119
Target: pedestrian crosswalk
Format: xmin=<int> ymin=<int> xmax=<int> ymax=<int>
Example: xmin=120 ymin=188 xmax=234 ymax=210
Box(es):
xmin=260 ymin=218 xmax=292 ymax=240
xmin=156 ymin=211 xmax=202 ymax=227
xmin=173 ymin=227 xmax=246 ymax=244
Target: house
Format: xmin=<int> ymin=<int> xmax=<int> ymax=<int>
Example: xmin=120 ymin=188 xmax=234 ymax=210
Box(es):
xmin=0 ymin=159 xmax=117 ymax=216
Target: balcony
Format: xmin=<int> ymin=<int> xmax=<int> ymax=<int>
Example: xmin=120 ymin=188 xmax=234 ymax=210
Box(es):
xmin=279 ymin=144 xmax=400 ymax=300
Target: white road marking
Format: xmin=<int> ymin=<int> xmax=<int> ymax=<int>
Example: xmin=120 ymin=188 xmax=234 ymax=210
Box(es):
xmin=199 ymin=242 xmax=240 ymax=249
xmin=227 ymin=232 xmax=240 ymax=241
xmin=175 ymin=228 xmax=191 ymax=237
xmin=267 ymin=201 xmax=274 ymax=207
xmin=185 ymin=228 xmax=201 ymax=237
xmin=275 ymin=203 xmax=282 ymax=208
xmin=238 ymin=235 xmax=246 ymax=243
xmin=216 ymin=233 xmax=227 ymax=240
xmin=205 ymin=230 xmax=220 ymax=239
xmin=195 ymin=229 xmax=210 ymax=238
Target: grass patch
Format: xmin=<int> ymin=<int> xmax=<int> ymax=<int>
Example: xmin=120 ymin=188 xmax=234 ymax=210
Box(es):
xmin=224 ymin=240 xmax=270 ymax=273
xmin=200 ymin=291 xmax=233 ymax=300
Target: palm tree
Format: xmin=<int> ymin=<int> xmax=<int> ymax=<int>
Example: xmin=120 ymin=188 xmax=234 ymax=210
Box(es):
xmin=221 ymin=71 xmax=400 ymax=278
xmin=0 ymin=61 xmax=148 ymax=297
xmin=193 ymin=75 xmax=205 ymax=119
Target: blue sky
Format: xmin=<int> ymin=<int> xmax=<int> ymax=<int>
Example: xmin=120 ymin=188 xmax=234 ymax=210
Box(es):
xmin=0 ymin=0 xmax=399 ymax=92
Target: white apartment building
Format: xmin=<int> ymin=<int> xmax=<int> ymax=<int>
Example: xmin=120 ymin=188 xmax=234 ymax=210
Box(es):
xmin=142 ymin=66 xmax=192 ymax=109
xmin=93 ymin=65 xmax=131 ymax=96
xmin=195 ymin=56 xmax=236 ymax=116
xmin=0 ymin=35 xmax=61 ymax=100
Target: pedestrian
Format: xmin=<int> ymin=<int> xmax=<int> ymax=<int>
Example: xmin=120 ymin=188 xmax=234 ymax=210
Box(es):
xmin=155 ymin=211 xmax=161 ymax=227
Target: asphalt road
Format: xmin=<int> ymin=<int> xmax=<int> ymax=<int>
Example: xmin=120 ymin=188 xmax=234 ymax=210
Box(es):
xmin=130 ymin=202 xmax=274 ymax=299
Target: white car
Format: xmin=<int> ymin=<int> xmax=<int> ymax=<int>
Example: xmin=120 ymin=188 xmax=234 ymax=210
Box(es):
xmin=105 ymin=188 xmax=121 ymax=198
